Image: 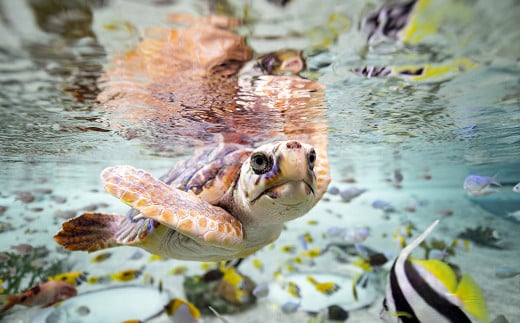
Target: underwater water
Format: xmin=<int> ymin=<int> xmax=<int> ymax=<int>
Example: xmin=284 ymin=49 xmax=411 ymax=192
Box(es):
xmin=0 ymin=0 xmax=519 ymax=322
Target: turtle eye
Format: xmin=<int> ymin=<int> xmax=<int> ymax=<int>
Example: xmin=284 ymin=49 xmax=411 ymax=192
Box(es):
xmin=308 ymin=149 xmax=316 ymax=170
xmin=250 ymin=152 xmax=272 ymax=175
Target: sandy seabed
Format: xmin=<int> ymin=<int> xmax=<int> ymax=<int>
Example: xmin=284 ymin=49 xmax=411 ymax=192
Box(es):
xmin=1 ymin=179 xmax=519 ymax=323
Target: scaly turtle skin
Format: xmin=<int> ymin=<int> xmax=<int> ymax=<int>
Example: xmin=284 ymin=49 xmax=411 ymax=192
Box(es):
xmin=54 ymin=140 xmax=330 ymax=261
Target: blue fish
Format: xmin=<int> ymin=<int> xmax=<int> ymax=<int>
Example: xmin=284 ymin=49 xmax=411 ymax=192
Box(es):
xmin=463 ymin=174 xmax=500 ymax=197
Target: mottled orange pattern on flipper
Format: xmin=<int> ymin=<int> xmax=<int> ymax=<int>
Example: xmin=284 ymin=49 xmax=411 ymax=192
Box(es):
xmin=54 ymin=212 xmax=125 ymax=252
xmin=101 ymin=165 xmax=244 ymax=249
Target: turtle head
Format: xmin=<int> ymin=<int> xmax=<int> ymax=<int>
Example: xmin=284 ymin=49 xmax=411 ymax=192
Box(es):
xmin=235 ymin=140 xmax=318 ymax=225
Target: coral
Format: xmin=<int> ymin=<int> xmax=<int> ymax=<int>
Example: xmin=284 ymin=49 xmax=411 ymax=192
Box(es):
xmin=458 ymin=226 xmax=504 ymax=249
xmin=0 ymin=246 xmax=70 ymax=296
xmin=184 ymin=268 xmax=257 ymax=315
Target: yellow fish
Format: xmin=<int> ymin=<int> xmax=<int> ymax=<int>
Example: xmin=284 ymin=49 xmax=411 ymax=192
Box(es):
xmin=221 ymin=265 xmax=246 ymax=290
xmin=280 ymin=245 xmax=296 ymax=253
xmin=381 ymin=220 xmax=489 ymax=323
xmin=109 ymin=269 xmax=142 ymax=282
xmin=168 ymin=265 xmax=188 ymax=276
xmin=86 ymin=275 xmax=109 ymax=284
xmin=90 ymin=251 xmax=112 ymax=263
xmin=252 ymin=259 xmax=263 ymax=271
xmin=164 ymin=298 xmax=201 ymax=322
xmin=48 ymin=271 xmax=87 ymax=286
xmin=148 ymin=254 xmax=165 ymax=262
xmin=306 ymin=276 xmax=341 ymax=296
xmin=286 ymin=281 xmax=301 ymax=298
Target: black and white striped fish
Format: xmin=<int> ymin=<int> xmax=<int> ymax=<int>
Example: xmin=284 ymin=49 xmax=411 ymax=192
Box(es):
xmin=380 ymin=220 xmax=489 ymax=323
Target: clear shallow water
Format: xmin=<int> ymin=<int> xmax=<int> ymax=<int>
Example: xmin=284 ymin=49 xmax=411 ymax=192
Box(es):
xmin=0 ymin=0 xmax=519 ymax=322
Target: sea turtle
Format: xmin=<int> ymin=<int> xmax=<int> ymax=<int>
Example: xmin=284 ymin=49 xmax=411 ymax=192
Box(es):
xmin=54 ymin=140 xmax=330 ymax=261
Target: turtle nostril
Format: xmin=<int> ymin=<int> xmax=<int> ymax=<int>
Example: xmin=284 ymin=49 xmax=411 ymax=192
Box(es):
xmin=286 ymin=141 xmax=302 ymax=149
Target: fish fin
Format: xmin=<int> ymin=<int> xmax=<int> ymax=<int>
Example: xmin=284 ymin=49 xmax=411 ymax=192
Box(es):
xmin=401 ymin=220 xmax=440 ymax=258
xmin=0 ymin=295 xmax=19 ymax=312
xmin=455 ymin=273 xmax=489 ymax=323
xmin=411 ymin=258 xmax=458 ymax=292
xmin=54 ymin=212 xmax=126 ymax=252
xmin=490 ymin=173 xmax=501 ymax=187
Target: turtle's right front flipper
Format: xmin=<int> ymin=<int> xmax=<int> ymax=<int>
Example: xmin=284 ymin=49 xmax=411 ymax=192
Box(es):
xmin=101 ymin=165 xmax=244 ymax=250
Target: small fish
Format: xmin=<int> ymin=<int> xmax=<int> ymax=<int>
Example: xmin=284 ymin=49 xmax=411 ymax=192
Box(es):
xmin=306 ymin=276 xmax=341 ymax=296
xmin=371 ymin=200 xmax=395 ymax=212
xmin=48 ymin=271 xmax=87 ymax=286
xmin=286 ymin=281 xmax=301 ymax=298
xmin=281 ymin=301 xmax=300 ymax=314
xmin=109 ymin=269 xmax=142 ymax=282
xmin=298 ymin=232 xmax=313 ymax=250
xmin=148 ymin=254 xmax=165 ymax=262
xmin=252 ymin=283 xmax=269 ymax=298
xmin=344 ymin=227 xmax=370 ymax=243
xmin=129 ymin=250 xmax=144 ymax=260
xmin=327 ymin=186 xmax=340 ymax=195
xmin=90 ymin=251 xmax=112 ymax=263
xmin=463 ymin=174 xmax=501 ymax=197
xmin=168 ymin=265 xmax=189 ymax=276
xmin=339 ymin=188 xmax=366 ymax=202
xmin=11 ymin=243 xmax=34 ymax=255
xmin=380 ymin=220 xmax=489 ymax=323
xmin=393 ymin=169 xmax=404 ymax=184
xmin=513 ymin=183 xmax=520 ymax=193
xmin=86 ymin=275 xmax=110 ymax=284
xmin=1 ymin=281 xmax=77 ymax=312
xmin=280 ymin=245 xmax=296 ymax=253
xmin=495 ymin=267 xmax=520 ymax=279
xmin=252 ymin=259 xmax=264 ymax=271
xmin=164 ymin=298 xmax=200 ymax=323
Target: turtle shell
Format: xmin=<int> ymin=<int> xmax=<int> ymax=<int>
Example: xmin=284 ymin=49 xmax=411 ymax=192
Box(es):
xmin=159 ymin=142 xmax=252 ymax=205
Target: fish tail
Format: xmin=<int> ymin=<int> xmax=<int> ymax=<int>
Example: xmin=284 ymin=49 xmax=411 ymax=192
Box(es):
xmin=455 ymin=273 xmax=489 ymax=323
xmin=0 ymin=295 xmax=19 ymax=312
xmin=54 ymin=212 xmax=125 ymax=252
xmin=490 ymin=173 xmax=501 ymax=187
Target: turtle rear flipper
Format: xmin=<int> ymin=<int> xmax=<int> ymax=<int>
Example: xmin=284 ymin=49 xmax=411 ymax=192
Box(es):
xmin=54 ymin=212 xmax=126 ymax=252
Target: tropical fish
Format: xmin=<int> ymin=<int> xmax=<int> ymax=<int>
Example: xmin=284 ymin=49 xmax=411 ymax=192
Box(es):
xmin=86 ymin=275 xmax=110 ymax=284
xmin=168 ymin=265 xmax=189 ymax=276
xmin=298 ymin=232 xmax=313 ymax=250
xmin=372 ymin=200 xmax=395 ymax=212
xmin=90 ymin=251 xmax=112 ymax=263
xmin=281 ymin=301 xmax=300 ymax=314
xmin=280 ymin=245 xmax=296 ymax=253
xmin=48 ymin=271 xmax=87 ymax=286
xmin=164 ymin=298 xmax=200 ymax=323
xmin=252 ymin=258 xmax=264 ymax=271
xmin=306 ymin=276 xmax=341 ymax=296
xmin=1 ymin=281 xmax=77 ymax=312
xmin=380 ymin=220 xmax=489 ymax=323
xmin=495 ymin=267 xmax=520 ymax=279
xmin=339 ymin=188 xmax=366 ymax=202
xmin=109 ymin=269 xmax=142 ymax=282
xmin=512 ymin=183 xmax=520 ymax=193
xmin=463 ymin=174 xmax=501 ymax=197
xmin=252 ymin=282 xmax=269 ymax=298
xmin=286 ymin=281 xmax=301 ymax=298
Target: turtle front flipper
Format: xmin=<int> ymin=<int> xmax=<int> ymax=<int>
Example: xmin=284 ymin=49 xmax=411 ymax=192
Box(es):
xmin=101 ymin=165 xmax=244 ymax=250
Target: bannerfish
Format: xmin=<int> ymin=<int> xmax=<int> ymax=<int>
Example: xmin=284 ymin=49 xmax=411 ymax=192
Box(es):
xmin=1 ymin=281 xmax=77 ymax=312
xmin=463 ymin=174 xmax=501 ymax=197
xmin=381 ymin=220 xmax=489 ymax=323
xmin=512 ymin=182 xmax=520 ymax=193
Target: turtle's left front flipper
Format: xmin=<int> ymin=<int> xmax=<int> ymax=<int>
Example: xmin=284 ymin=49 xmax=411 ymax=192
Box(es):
xmin=101 ymin=165 xmax=244 ymax=250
